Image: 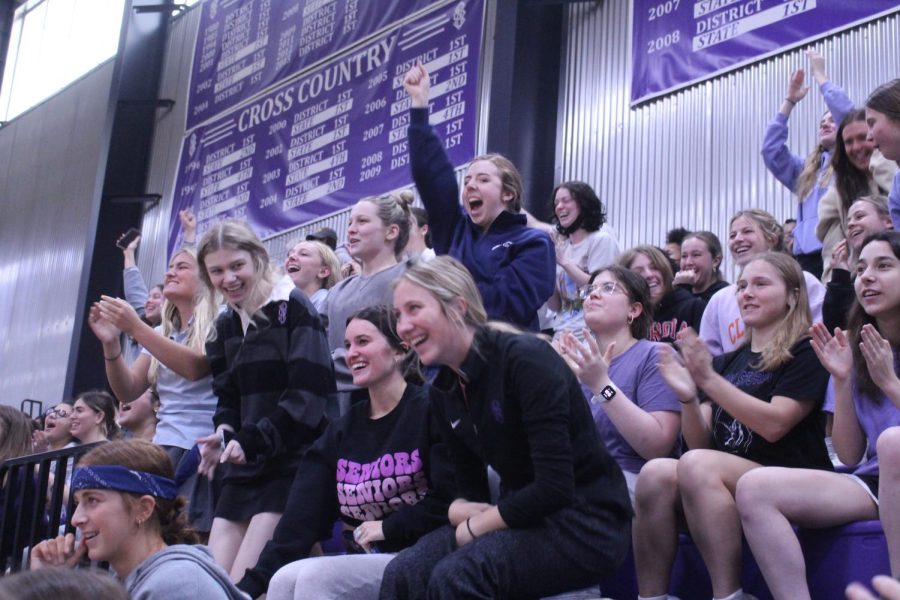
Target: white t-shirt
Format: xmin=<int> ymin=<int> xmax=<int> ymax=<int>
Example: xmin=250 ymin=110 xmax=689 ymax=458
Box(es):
xmin=551 ymin=226 xmax=620 ymax=338
xmin=699 ymin=270 xmax=825 ymax=355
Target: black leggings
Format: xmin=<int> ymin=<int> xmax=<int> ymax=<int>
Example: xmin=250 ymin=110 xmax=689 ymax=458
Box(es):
xmin=379 ymin=488 xmax=630 ymax=600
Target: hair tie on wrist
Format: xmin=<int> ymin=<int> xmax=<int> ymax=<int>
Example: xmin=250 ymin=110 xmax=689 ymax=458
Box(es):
xmin=784 ymin=98 xmax=796 ymax=106
xmin=104 ymin=350 xmax=122 ymax=361
xmin=465 ymin=518 xmax=477 ymax=539
xmin=678 ymin=397 xmax=697 ymax=405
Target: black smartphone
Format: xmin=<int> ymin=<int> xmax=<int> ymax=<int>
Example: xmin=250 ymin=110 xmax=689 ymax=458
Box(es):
xmin=116 ymin=228 xmax=141 ymax=250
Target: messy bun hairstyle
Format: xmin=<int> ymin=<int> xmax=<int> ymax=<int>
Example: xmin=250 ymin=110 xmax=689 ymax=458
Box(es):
xmin=359 ymin=190 xmax=415 ymax=257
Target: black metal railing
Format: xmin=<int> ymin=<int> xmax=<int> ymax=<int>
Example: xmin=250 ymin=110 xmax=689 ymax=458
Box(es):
xmin=0 ymin=443 xmax=102 ymax=574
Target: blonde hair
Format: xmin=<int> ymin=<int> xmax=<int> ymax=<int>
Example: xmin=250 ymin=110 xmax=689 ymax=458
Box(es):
xmin=306 ymin=240 xmax=343 ymax=290
xmin=197 ymin=219 xmax=277 ymax=315
xmin=395 ymin=256 xmax=487 ymax=330
xmin=795 ymin=136 xmax=833 ymax=201
xmin=730 ymin=209 xmax=784 ymax=252
xmin=739 ymin=252 xmax=811 ymax=371
xmin=148 ymin=247 xmax=216 ymax=384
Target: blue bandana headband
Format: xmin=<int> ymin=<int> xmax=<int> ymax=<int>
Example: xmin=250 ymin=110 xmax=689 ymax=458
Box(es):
xmin=71 ymin=465 xmax=178 ymax=500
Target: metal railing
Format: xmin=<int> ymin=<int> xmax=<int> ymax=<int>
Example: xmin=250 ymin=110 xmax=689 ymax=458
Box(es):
xmin=0 ymin=443 xmax=102 ymax=574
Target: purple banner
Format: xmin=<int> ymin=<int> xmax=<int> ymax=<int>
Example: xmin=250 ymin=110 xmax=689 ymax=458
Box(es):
xmin=187 ymin=0 xmax=445 ymax=129
xmin=631 ymin=0 xmax=900 ymax=104
xmin=169 ymin=0 xmax=483 ymax=256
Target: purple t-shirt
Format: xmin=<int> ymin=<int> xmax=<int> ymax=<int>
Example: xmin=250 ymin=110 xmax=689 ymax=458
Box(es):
xmin=851 ymin=382 xmax=900 ymax=477
xmin=585 ymin=339 xmax=681 ymax=473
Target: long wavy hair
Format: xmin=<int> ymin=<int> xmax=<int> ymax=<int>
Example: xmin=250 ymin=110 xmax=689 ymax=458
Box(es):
xmin=795 ymin=111 xmax=833 ymax=200
xmin=847 ymin=231 xmax=900 ymax=400
xmin=148 ymin=247 xmax=217 ymax=384
xmin=739 ymin=252 xmax=811 ymax=371
xmin=550 ymin=181 xmax=607 ymax=235
xmin=832 ymin=109 xmax=882 ymax=215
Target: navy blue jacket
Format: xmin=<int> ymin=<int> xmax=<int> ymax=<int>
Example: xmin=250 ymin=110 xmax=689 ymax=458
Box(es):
xmin=408 ymin=108 xmax=555 ymax=330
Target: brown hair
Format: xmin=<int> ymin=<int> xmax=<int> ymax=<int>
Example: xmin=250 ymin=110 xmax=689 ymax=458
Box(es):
xmin=588 ymin=265 xmax=654 ymax=339
xmin=866 ymin=79 xmax=900 ymax=126
xmin=74 ymin=390 xmax=120 ymax=441
xmin=832 ymin=109 xmax=880 ymax=214
xmin=616 ymin=245 xmax=675 ymax=306
xmin=78 ymin=440 xmax=199 ymax=545
xmin=0 ymin=406 xmax=33 ymax=464
xmin=848 ymin=231 xmax=900 ymax=400
xmin=683 ymin=230 xmax=724 ymax=282
xmin=469 ymin=153 xmax=524 ymax=213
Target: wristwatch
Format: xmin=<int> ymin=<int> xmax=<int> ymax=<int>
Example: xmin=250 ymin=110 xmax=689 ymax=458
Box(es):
xmin=591 ymin=384 xmax=617 ymax=404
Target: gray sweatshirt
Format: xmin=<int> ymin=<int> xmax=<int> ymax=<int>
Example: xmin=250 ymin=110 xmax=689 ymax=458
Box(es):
xmin=124 ymin=545 xmax=249 ymax=600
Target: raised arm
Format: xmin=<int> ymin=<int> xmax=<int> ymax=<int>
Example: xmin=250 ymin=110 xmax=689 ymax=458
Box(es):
xmin=121 ymin=234 xmax=149 ymax=316
xmin=760 ymin=68 xmax=807 ymax=190
xmin=404 ymin=64 xmax=463 ymax=254
xmin=808 ymin=50 xmax=854 ymax=125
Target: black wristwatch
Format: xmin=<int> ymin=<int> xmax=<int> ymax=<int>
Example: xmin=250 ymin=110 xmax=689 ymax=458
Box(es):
xmin=591 ymin=384 xmax=617 ymax=404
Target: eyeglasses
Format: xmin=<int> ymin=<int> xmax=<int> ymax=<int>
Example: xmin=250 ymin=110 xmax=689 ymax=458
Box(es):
xmin=579 ymin=281 xmax=625 ymax=300
xmin=44 ymin=408 xmax=71 ymax=419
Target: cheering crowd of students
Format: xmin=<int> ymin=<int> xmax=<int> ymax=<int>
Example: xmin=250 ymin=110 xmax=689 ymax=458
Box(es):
xmin=2 ymin=57 xmax=900 ymax=600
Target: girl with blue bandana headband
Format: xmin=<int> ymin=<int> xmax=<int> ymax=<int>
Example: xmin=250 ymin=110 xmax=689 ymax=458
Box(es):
xmin=30 ymin=440 xmax=248 ymax=599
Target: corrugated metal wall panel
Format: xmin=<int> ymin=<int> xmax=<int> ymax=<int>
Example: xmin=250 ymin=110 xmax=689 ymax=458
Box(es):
xmin=0 ymin=61 xmax=115 ymax=407
xmin=559 ymin=3 xmax=900 ymax=278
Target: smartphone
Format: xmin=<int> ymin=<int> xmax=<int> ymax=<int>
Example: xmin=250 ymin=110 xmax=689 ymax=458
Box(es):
xmin=116 ymin=228 xmax=141 ymax=250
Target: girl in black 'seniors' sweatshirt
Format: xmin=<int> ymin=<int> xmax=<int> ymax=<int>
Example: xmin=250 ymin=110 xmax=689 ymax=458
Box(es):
xmin=237 ymin=306 xmax=453 ymax=599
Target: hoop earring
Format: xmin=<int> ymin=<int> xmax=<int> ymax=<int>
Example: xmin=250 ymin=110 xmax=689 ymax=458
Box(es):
xmin=627 ymin=315 xmax=634 ymax=325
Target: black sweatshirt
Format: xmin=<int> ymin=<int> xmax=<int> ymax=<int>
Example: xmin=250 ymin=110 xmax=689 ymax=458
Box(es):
xmin=237 ymin=384 xmax=453 ymax=598
xmin=429 ymin=327 xmax=631 ymax=529
xmin=823 ymin=268 xmax=854 ymax=331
